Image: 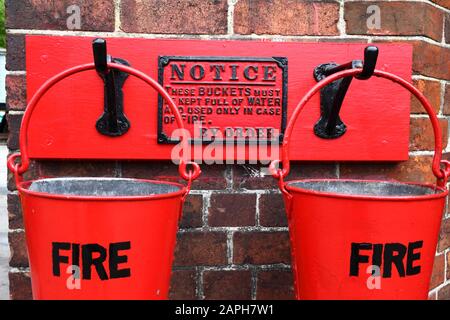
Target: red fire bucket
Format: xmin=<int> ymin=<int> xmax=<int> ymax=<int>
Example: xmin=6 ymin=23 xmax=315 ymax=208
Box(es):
xmin=270 ymin=69 xmax=450 ymax=300
xmin=7 ymin=63 xmax=201 ymax=300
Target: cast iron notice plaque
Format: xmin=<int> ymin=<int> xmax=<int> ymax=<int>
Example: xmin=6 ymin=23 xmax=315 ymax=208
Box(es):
xmin=158 ymin=56 xmax=288 ymax=144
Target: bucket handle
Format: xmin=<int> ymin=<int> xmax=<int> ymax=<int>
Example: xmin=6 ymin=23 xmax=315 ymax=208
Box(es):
xmin=270 ymin=68 xmax=450 ymax=198
xmin=7 ymin=62 xmax=201 ymax=194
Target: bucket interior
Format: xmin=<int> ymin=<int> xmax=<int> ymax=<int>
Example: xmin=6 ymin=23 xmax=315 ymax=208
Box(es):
xmin=27 ymin=177 xmax=182 ymax=197
xmin=287 ymin=180 xmax=443 ymax=197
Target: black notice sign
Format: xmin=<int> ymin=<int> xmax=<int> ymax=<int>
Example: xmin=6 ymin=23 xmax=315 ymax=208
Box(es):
xmin=158 ymin=56 xmax=288 ymax=144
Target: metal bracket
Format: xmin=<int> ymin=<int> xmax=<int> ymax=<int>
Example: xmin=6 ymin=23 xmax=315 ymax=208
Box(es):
xmin=313 ymin=46 xmax=379 ymax=139
xmin=93 ymin=38 xmax=131 ymax=137
xmin=313 ymin=62 xmax=348 ymax=139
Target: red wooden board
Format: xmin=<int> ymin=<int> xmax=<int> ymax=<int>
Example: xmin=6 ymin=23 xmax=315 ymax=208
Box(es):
xmin=26 ymin=36 xmax=412 ymax=161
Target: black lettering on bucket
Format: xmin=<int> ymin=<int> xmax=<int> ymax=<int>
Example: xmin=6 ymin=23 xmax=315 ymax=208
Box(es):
xmin=52 ymin=241 xmax=131 ymax=280
xmin=349 ymin=241 xmax=423 ymax=278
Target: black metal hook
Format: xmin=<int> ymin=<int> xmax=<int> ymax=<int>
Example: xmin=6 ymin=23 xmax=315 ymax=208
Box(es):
xmin=93 ymin=38 xmax=131 ymax=137
xmin=313 ymin=46 xmax=379 ymax=139
xmin=356 ymin=46 xmax=379 ymax=80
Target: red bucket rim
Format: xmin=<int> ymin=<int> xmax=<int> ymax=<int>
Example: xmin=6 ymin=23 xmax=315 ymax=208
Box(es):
xmin=285 ymin=178 xmax=448 ymax=201
xmin=17 ymin=177 xmax=187 ymax=201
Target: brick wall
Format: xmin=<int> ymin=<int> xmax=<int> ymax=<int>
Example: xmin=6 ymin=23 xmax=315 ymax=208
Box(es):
xmin=4 ymin=0 xmax=450 ymax=300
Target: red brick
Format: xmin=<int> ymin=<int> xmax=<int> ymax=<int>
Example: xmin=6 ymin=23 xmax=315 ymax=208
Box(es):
xmin=6 ymin=75 xmax=27 ymax=111
xmin=5 ymin=0 xmax=115 ymax=31
xmin=9 ymin=272 xmax=32 ymax=300
xmin=411 ymin=79 xmax=441 ymax=114
xmin=233 ymin=163 xmax=337 ymax=190
xmin=9 ymin=232 xmax=29 ymax=268
xmin=122 ymin=161 xmax=228 ymax=190
xmin=410 ymin=118 xmax=448 ymax=151
xmin=374 ymin=39 xmax=450 ymax=80
xmin=444 ymin=84 xmax=450 ymax=115
xmin=430 ymin=254 xmax=445 ymax=290
xmin=432 ymin=0 xmax=450 ymax=9
xmin=256 ymin=270 xmax=294 ymax=300
xmin=121 ymin=0 xmax=227 ymax=34
xmin=38 ymin=160 xmax=118 ymax=178
xmin=412 ymin=41 xmax=450 ymax=80
xmin=447 ymin=251 xmax=450 ymax=280
xmin=8 ymin=193 xmax=23 ymax=230
xmin=192 ymin=165 xmax=229 ymax=190
xmin=234 ymin=232 xmax=291 ymax=265
xmin=446 ymin=13 xmax=450 ymax=44
xmin=234 ymin=0 xmax=339 ymax=36
xmin=429 ymin=291 xmax=437 ymax=300
xmin=7 ymin=113 xmax=22 ymax=151
xmin=180 ymin=195 xmax=203 ymax=229
xmin=169 ymin=270 xmax=197 ymax=300
xmin=208 ymin=193 xmax=256 ymax=227
xmin=345 ymin=2 xmax=444 ymax=41
xmin=340 ymin=155 xmax=436 ymax=184
xmin=259 ymin=193 xmax=287 ymax=227
xmin=438 ymin=283 xmax=450 ymax=300
xmin=6 ymin=34 xmax=25 ymax=71
xmin=438 ymin=218 xmax=450 ymax=252
xmin=203 ymin=270 xmax=251 ymax=300
xmin=174 ymin=232 xmax=227 ymax=266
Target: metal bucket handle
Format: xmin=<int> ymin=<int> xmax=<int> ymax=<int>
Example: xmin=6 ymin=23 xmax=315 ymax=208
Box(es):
xmin=7 ymin=63 xmax=201 ymax=194
xmin=270 ymin=68 xmax=450 ymax=200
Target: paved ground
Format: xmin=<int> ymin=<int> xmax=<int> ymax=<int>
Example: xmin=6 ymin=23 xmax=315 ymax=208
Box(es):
xmin=0 ymin=143 xmax=9 ymax=299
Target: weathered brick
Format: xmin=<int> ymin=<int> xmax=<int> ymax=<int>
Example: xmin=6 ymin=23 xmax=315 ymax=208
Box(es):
xmin=180 ymin=195 xmax=203 ymax=229
xmin=234 ymin=0 xmax=339 ymax=36
xmin=438 ymin=283 xmax=450 ymax=300
xmin=430 ymin=254 xmax=445 ymax=290
xmin=9 ymin=232 xmax=28 ymax=268
xmin=444 ymin=84 xmax=450 ymax=115
xmin=256 ymin=270 xmax=294 ymax=300
xmin=432 ymin=0 xmax=450 ymax=9
xmin=169 ymin=270 xmax=197 ymax=300
xmin=9 ymin=272 xmax=32 ymax=300
xmin=429 ymin=291 xmax=437 ymax=300
xmin=412 ymin=41 xmax=450 ymax=80
xmin=259 ymin=193 xmax=287 ymax=227
xmin=8 ymin=193 xmax=23 ymax=230
xmin=208 ymin=193 xmax=256 ymax=227
xmin=5 ymin=0 xmax=115 ymax=31
xmin=38 ymin=160 xmax=118 ymax=178
xmin=6 ymin=34 xmax=25 ymax=71
xmin=122 ymin=161 xmax=228 ymax=190
xmin=233 ymin=163 xmax=337 ymax=190
xmin=411 ymin=79 xmax=441 ymax=114
xmin=234 ymin=232 xmax=291 ymax=265
xmin=446 ymin=13 xmax=450 ymax=44
xmin=373 ymin=39 xmax=450 ymax=80
xmin=174 ymin=232 xmax=227 ymax=266
xmin=410 ymin=118 xmax=448 ymax=151
xmin=121 ymin=0 xmax=227 ymax=34
xmin=340 ymin=156 xmax=436 ymax=184
xmin=6 ymin=75 xmax=27 ymax=111
xmin=203 ymin=270 xmax=251 ymax=300
xmin=438 ymin=218 xmax=450 ymax=252
xmin=6 ymin=113 xmax=22 ymax=151
xmin=345 ymin=2 xmax=444 ymax=41
xmin=447 ymin=251 xmax=450 ymax=280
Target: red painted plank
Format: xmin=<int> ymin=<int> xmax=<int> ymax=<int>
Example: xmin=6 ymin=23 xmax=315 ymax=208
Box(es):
xmin=25 ymin=36 xmax=412 ymax=161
